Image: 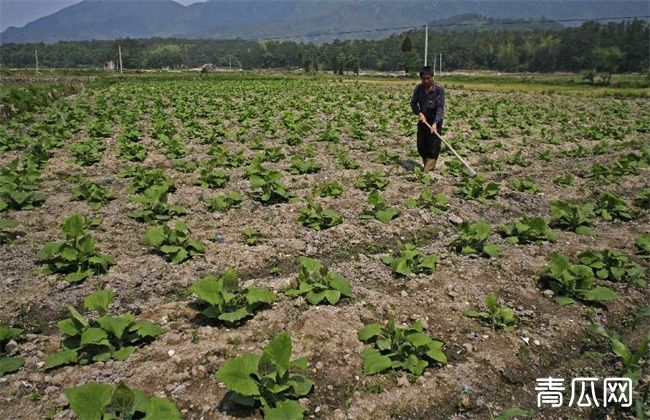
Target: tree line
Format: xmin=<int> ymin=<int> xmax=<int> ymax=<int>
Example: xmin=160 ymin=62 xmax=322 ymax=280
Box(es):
xmin=1 ymin=19 xmax=647 ymax=76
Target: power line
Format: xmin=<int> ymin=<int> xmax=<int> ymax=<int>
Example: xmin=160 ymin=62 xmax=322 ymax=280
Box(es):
xmin=249 ymin=15 xmax=650 ymax=42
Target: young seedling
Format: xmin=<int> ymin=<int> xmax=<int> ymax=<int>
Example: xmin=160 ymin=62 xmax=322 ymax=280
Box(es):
xmin=71 ymin=181 xmax=115 ymax=210
xmin=215 ymin=332 xmax=314 ymax=419
xmin=405 ymin=190 xmax=449 ymax=214
xmin=45 ymin=290 xmax=165 ymax=369
xmin=358 ymin=319 xmax=447 ymax=377
xmin=190 ymin=268 xmax=276 ymax=324
xmin=360 ymin=191 xmax=400 ymax=224
xmin=499 ymin=217 xmax=557 ymax=245
xmin=540 ymin=252 xmax=618 ymax=306
xmin=578 ymin=249 xmax=646 ymax=287
xmin=296 ymin=201 xmax=343 ymax=231
xmin=464 ymin=293 xmax=518 ymax=331
xmin=456 ymin=175 xmax=500 ymax=203
xmin=450 ymin=220 xmax=502 ymax=258
xmin=285 ymin=256 xmax=353 ymax=305
xmin=0 ymin=325 xmax=24 ymax=376
xmin=381 ymin=243 xmax=439 ymax=277
xmin=143 ymin=222 xmax=204 ymax=264
xmin=206 ymin=192 xmax=243 ymax=212
xmin=355 ymin=171 xmax=389 ymax=191
xmin=37 ymin=213 xmax=114 ymax=283
xmin=64 ymin=382 xmax=180 ymax=420
xmin=549 ymin=199 xmax=596 ymax=235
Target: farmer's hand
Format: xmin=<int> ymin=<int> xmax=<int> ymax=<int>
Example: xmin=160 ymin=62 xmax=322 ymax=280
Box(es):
xmin=418 ymin=112 xmax=426 ymax=123
xmin=430 ymin=124 xmax=438 ymax=134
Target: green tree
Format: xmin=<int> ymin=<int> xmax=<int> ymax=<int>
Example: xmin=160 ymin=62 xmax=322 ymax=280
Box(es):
xmin=401 ymin=50 xmax=420 ymax=75
xmin=592 ymin=46 xmax=625 ymax=85
xmin=401 ymin=36 xmax=413 ymax=53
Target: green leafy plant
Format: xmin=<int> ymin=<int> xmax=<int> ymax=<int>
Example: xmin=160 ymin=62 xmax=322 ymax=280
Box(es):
xmin=456 ymin=175 xmax=500 ymax=203
xmin=549 ymin=200 xmax=596 ymax=235
xmin=71 ymin=181 xmax=115 ymax=210
xmin=0 ymin=218 xmax=19 ymax=244
xmin=499 ymin=217 xmax=557 ymax=245
xmin=406 ymin=167 xmax=433 ymax=185
xmin=37 ymin=213 xmax=114 ymax=283
xmin=505 ymin=150 xmax=531 ymax=167
xmin=70 ymin=138 xmax=104 ymax=166
xmin=143 ymin=222 xmax=204 ymax=264
xmin=360 ymin=190 xmax=400 ymax=224
xmin=296 ymin=201 xmax=343 ymax=230
xmin=540 ymin=252 xmax=618 ymax=306
xmin=312 ymin=181 xmax=343 ymax=198
xmin=206 ymin=192 xmax=243 ymax=212
xmin=450 ymin=220 xmax=502 ymax=258
xmin=381 ymin=243 xmax=439 ymax=277
xmin=464 ymin=293 xmax=518 ymax=331
xmin=0 ymin=325 xmax=24 ymax=376
xmin=355 ymin=171 xmax=389 ymax=191
xmin=129 ymin=185 xmax=187 ymax=222
xmin=215 ymin=332 xmax=313 ymax=419
xmin=45 ymin=290 xmax=165 ymax=369
xmin=357 ymin=319 xmax=447 ymax=376
xmin=289 ymin=155 xmax=321 ymax=175
xmin=594 ymin=191 xmax=634 ymax=221
xmin=589 ymin=324 xmax=649 ymax=384
xmin=64 ymin=382 xmax=180 ymax=420
xmin=0 ymin=159 xmax=46 ymax=211
xmin=174 ymin=158 xmax=197 ymax=173
xmin=578 ymin=249 xmax=646 ymax=287
xmin=553 ymin=173 xmax=575 ymax=186
xmin=194 ymin=167 xmax=230 ymax=189
xmin=510 ymin=177 xmax=539 ymax=194
xmin=405 ymin=190 xmax=449 ymax=214
xmin=285 ymin=256 xmax=353 ymax=305
xmin=635 ymin=188 xmax=650 ymax=209
xmin=243 ymin=227 xmax=265 ymax=246
xmin=117 ymin=138 xmax=147 ymax=162
xmin=190 ymin=268 xmax=276 ymax=324
xmin=636 ymin=234 xmax=650 ymax=258
xmin=249 ymin=171 xmax=292 ymax=204
xmin=121 ymin=167 xmax=174 ymax=194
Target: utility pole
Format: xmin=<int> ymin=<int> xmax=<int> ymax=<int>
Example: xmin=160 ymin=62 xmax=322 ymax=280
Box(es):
xmin=433 ymin=54 xmax=436 ymax=76
xmin=229 ymin=55 xmax=232 ymax=71
xmin=439 ymin=53 xmax=442 ymax=75
xmin=35 ymin=49 xmax=39 ymax=72
xmin=424 ymin=24 xmax=428 ymax=67
xmin=118 ymin=44 xmax=123 ymax=74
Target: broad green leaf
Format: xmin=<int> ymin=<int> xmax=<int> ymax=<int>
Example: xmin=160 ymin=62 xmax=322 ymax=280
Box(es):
xmin=80 ymin=328 xmax=109 ymax=346
xmin=361 ymin=348 xmax=392 ymax=375
xmin=84 ymin=290 xmax=114 ymax=315
xmin=264 ymin=332 xmax=292 ymax=374
xmin=0 ymin=326 xmax=23 ymax=342
xmin=0 ymin=356 xmax=24 ymax=375
xmin=358 ymin=324 xmax=382 ymax=342
xmin=106 ymin=383 xmax=136 ymax=419
xmin=97 ymin=315 xmax=135 ymax=340
xmin=215 ymin=353 xmax=261 ymax=396
xmin=425 ymin=342 xmax=447 ymax=364
xmin=262 ymin=399 xmax=304 ymax=420
xmin=582 ymin=286 xmax=618 ymax=303
xmin=64 ymin=383 xmax=113 ymax=420
xmin=554 ymin=296 xmax=576 ymax=306
xmin=58 ymin=318 xmax=82 ymax=336
xmin=131 ymin=321 xmax=166 ymax=338
xmin=218 ymin=307 xmax=251 ymax=323
xmin=483 ymin=244 xmax=502 ymax=258
xmin=112 ymin=346 xmax=136 ymax=361
xmin=143 ymin=397 xmax=181 ymax=420
xmin=143 ymin=226 xmax=165 ymax=247
xmin=190 ymin=276 xmax=223 ymax=306
xmin=45 ymin=349 xmax=79 ymax=369
xmin=246 ymin=287 xmax=276 ymax=305
xmin=323 ymin=290 xmax=341 ymax=305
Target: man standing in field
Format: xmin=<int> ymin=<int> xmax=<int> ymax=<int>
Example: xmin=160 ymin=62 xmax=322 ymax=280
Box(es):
xmin=410 ymin=65 xmax=445 ymax=171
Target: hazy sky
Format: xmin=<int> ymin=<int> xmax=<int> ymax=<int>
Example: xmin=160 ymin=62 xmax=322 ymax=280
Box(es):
xmin=0 ymin=0 xmax=203 ymax=30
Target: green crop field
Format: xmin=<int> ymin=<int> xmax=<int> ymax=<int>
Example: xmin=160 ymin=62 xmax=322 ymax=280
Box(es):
xmin=0 ymin=72 xmax=648 ymax=419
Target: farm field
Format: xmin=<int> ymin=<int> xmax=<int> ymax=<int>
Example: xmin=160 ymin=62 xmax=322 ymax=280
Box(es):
xmin=0 ymin=73 xmax=649 ymax=419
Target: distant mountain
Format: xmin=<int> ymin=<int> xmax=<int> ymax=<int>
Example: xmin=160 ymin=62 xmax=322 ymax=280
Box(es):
xmin=1 ymin=0 xmax=648 ymax=44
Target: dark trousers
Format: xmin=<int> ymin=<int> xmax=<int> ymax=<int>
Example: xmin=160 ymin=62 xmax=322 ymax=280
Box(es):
xmin=417 ymin=116 xmax=443 ymax=161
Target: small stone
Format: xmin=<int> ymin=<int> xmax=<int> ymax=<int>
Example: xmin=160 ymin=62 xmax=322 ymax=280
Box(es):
xmin=542 ymin=289 xmax=554 ymax=297
xmin=202 ymin=405 xmax=211 ymax=412
xmin=448 ymin=213 xmax=463 ymax=225
xmin=326 ymin=384 xmax=333 ymax=391
xmin=5 ymin=340 xmax=18 ymax=354
xmin=397 ymin=375 xmax=410 ymax=387
xmin=167 ymin=349 xmax=175 ymax=357
xmin=36 ymin=362 xmax=45 ymax=369
xmin=44 ymin=386 xmax=58 ymax=394
xmin=533 ymin=339 xmax=541 ymax=346
xmin=315 ymin=406 xmax=321 ymax=413
xmin=315 ymin=362 xmax=323 ymax=370
xmin=56 ymin=281 xmax=68 ymax=290
xmin=521 ymin=336 xmax=530 ymax=345
xmin=400 ymin=291 xmax=408 ymax=297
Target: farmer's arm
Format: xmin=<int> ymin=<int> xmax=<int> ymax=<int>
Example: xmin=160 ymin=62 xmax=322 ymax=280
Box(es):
xmin=434 ymin=87 xmax=445 ymax=125
xmin=411 ymin=85 xmax=426 ymax=122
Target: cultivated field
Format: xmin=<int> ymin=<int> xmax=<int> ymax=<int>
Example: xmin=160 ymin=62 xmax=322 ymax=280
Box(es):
xmin=0 ymin=73 xmax=648 ymax=419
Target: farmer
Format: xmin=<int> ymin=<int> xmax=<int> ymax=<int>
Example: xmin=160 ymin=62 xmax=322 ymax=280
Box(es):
xmin=410 ymin=65 xmax=445 ymax=171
